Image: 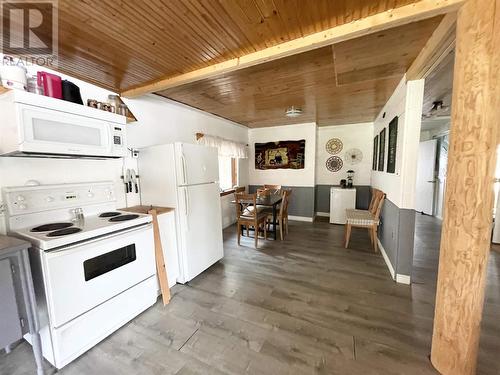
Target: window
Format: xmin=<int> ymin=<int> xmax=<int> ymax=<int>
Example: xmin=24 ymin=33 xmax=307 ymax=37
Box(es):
xmin=218 ymin=155 xmax=238 ymax=191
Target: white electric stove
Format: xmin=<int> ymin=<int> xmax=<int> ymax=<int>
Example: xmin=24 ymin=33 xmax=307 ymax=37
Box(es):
xmin=3 ymin=182 xmax=157 ymax=369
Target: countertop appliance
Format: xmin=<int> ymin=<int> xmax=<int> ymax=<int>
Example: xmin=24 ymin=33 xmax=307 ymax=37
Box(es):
xmin=0 ymin=90 xmax=127 ymax=159
xmin=3 ymin=182 xmax=157 ymax=369
xmin=330 ymin=187 xmax=356 ymax=224
xmin=139 ymin=142 xmax=224 ymax=283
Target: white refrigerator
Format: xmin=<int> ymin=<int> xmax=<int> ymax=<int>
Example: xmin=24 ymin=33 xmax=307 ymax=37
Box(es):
xmin=138 ymin=142 xmax=224 ymax=283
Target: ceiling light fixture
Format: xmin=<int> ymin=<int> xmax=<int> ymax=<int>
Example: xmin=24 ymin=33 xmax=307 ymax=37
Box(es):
xmin=285 ymin=106 xmax=303 ymax=118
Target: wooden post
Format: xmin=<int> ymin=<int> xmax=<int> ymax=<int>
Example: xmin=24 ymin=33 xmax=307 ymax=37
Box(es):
xmin=149 ymin=209 xmax=171 ymax=305
xmin=431 ymin=1 xmax=500 ymax=374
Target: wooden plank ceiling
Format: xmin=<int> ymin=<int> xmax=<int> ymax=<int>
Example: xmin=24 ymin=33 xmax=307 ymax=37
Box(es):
xmin=49 ymin=0 xmax=446 ymax=127
xmin=422 ymin=49 xmax=454 ymax=118
xmin=157 ymin=17 xmax=442 ymax=127
xmin=55 ymin=0 xmax=422 ymax=92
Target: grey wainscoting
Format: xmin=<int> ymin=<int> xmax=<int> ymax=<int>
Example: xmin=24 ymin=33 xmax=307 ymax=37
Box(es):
xmin=314 ymin=185 xmax=372 ymax=213
xmin=248 ymin=185 xmax=315 ymax=219
xmin=378 ymin=198 xmax=416 ymax=277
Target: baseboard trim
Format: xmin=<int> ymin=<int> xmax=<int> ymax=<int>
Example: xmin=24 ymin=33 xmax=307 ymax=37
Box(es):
xmin=396 ymin=274 xmax=411 ymax=284
xmin=315 ymin=212 xmax=330 ymax=217
xmin=377 ymin=239 xmax=396 ymax=280
xmin=289 ymin=215 xmax=314 ymax=222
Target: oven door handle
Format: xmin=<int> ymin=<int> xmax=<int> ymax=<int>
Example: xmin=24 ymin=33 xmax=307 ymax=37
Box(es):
xmin=46 ymin=223 xmax=152 ymax=254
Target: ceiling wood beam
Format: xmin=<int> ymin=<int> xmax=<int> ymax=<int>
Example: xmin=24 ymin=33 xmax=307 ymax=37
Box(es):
xmin=406 ymin=12 xmax=457 ymax=80
xmin=121 ymin=0 xmax=465 ymax=98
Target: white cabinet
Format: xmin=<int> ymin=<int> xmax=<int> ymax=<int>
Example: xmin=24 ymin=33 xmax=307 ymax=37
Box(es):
xmin=330 ymin=188 xmax=356 ymax=224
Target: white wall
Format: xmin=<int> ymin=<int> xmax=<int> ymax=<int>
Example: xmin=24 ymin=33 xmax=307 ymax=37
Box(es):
xmin=124 ymin=94 xmax=249 ymax=189
xmin=316 ymin=122 xmax=373 ymax=186
xmin=248 ymin=122 xmax=317 ymax=187
xmin=124 ymin=95 xmax=249 ymax=228
xmin=371 ymin=77 xmax=424 ymax=209
xmin=0 ymin=65 xmax=142 ymax=234
xmin=0 ymin=65 xmax=249 ymax=232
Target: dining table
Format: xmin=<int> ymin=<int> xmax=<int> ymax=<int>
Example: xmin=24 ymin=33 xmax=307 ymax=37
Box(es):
xmin=231 ymin=193 xmax=283 ymax=240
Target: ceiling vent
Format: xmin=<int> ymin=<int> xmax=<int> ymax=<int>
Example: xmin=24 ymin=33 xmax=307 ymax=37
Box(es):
xmin=285 ymin=106 xmax=303 ymax=118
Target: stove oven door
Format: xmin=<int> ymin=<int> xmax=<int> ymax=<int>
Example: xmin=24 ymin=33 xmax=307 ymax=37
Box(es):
xmin=42 ymin=224 xmax=155 ymax=328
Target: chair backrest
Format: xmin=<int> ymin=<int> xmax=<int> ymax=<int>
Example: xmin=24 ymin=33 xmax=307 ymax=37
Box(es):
xmin=373 ymin=192 xmax=386 ymax=220
xmin=264 ymin=184 xmax=282 ymax=194
xmin=235 ymin=193 xmax=257 ymax=219
xmin=369 ymin=188 xmax=383 ymax=214
xmin=257 ymin=188 xmax=271 ymax=197
xmin=280 ymin=189 xmax=292 ymax=217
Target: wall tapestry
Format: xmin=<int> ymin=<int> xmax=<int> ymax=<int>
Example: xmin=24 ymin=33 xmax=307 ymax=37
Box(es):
xmin=255 ymin=139 xmax=305 ymax=169
xmin=378 ymin=128 xmax=386 ymax=171
xmin=326 ymin=138 xmax=343 ymax=154
xmin=345 ymin=148 xmax=363 ymax=165
xmin=373 ymin=135 xmax=379 ymax=171
xmin=326 ymin=156 xmax=343 ymax=172
xmin=387 ymin=116 xmax=398 ymax=173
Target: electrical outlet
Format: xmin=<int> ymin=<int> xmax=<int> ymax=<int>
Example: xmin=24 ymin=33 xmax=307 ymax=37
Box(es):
xmin=130 ymin=148 xmax=139 ymax=158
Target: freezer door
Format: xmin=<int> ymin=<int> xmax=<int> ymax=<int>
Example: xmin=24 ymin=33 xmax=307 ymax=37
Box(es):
xmin=175 ymin=143 xmax=219 ymax=186
xmin=177 ymin=183 xmax=223 ymax=282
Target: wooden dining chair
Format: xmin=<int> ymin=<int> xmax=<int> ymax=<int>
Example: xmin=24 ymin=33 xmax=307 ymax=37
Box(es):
xmin=256 ymin=188 xmax=271 ymax=197
xmin=235 ymin=193 xmax=268 ymax=248
xmin=264 ymin=189 xmax=291 ymax=240
xmin=283 ymin=189 xmax=292 ymax=234
xmin=344 ymin=189 xmax=386 ymax=252
xmin=263 ymin=184 xmax=282 ymax=195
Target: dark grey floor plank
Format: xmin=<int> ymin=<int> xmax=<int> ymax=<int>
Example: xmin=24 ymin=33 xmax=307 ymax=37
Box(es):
xmin=1 ymin=215 xmax=498 ymax=374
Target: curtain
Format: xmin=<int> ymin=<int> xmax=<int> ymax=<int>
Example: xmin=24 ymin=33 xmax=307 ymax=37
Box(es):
xmin=197 ymin=134 xmax=248 ymax=159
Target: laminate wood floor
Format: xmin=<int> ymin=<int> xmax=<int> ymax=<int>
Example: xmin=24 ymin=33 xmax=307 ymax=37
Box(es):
xmin=1 ymin=215 xmax=499 ymax=375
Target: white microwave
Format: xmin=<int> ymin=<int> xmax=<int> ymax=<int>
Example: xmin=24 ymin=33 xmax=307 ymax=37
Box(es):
xmin=0 ymin=90 xmax=127 ymax=159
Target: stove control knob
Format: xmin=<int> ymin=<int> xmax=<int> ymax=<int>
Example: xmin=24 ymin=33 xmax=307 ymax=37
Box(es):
xmin=16 ymin=195 xmax=25 ymax=202
xmin=45 ymin=196 xmax=55 ymax=203
xmin=18 ymin=204 xmax=27 ymax=210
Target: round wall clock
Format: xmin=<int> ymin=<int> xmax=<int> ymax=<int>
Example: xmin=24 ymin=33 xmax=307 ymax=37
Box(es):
xmin=345 ymin=148 xmax=363 ymax=165
xmin=326 ymin=156 xmax=343 ymax=172
xmin=326 ymin=138 xmax=343 ymax=154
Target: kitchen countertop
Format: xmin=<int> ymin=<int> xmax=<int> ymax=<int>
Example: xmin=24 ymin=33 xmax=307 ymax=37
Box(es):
xmin=120 ymin=205 xmax=175 ymax=215
xmin=0 ymin=235 xmax=30 ymax=255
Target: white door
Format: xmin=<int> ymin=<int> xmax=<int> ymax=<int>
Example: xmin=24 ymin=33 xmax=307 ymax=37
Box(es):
xmin=175 ymin=143 xmax=219 ymax=186
xmin=493 ymin=146 xmax=500 ymax=244
xmin=177 ymin=183 xmax=223 ymax=282
xmin=416 ymin=139 xmax=438 ymax=215
xmin=435 ymin=136 xmax=449 ymax=219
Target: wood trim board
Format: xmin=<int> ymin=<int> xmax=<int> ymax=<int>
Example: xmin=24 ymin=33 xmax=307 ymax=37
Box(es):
xmin=122 ymin=0 xmax=465 ymax=97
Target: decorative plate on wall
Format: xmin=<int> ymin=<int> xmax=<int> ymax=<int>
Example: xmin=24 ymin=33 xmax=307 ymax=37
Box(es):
xmin=326 ymin=156 xmax=343 ymax=172
xmin=326 ymin=138 xmax=343 ymax=154
xmin=345 ymin=148 xmax=363 ymax=165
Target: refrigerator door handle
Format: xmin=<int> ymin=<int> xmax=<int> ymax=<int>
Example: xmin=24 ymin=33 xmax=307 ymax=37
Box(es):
xmin=184 ymin=188 xmax=189 ymax=216
xmin=181 ymin=154 xmax=188 ymax=185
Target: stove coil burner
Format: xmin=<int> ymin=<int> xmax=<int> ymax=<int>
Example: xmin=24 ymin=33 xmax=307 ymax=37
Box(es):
xmin=109 ymin=214 xmax=140 ymax=222
xmin=99 ymin=212 xmax=122 ymax=218
xmin=46 ymin=227 xmax=82 ymax=237
xmin=31 ymin=222 xmax=74 ymax=232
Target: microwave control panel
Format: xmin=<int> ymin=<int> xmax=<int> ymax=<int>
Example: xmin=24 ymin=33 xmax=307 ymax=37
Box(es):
xmin=110 ymin=124 xmax=127 ymax=157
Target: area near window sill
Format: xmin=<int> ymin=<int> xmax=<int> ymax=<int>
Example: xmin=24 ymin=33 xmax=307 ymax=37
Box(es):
xmin=220 ymin=187 xmax=245 ymax=197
